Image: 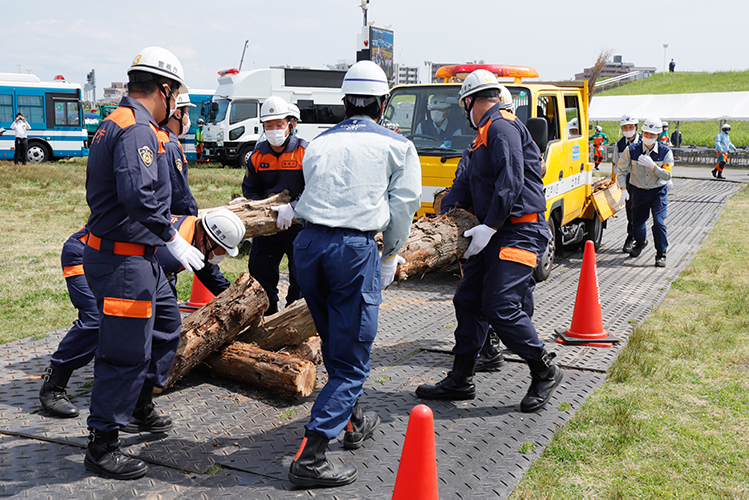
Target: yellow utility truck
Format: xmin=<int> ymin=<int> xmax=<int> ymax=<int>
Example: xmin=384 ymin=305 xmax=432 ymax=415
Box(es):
xmin=382 ymin=63 xmax=622 ymax=280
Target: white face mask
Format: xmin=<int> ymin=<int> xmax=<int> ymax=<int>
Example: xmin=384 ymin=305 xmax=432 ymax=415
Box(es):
xmin=430 ymin=109 xmax=446 ymax=124
xmin=266 ymin=128 xmax=288 ymax=147
xmin=642 ymin=137 xmax=657 ymax=147
xmin=623 ymin=129 xmax=637 ymax=139
xmin=208 ymin=253 xmax=225 ymax=265
xmin=179 ymin=112 xmax=191 ymax=137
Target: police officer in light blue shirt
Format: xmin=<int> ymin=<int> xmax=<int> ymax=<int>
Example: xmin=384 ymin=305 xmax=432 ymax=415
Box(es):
xmin=288 ymin=61 xmax=421 ymax=488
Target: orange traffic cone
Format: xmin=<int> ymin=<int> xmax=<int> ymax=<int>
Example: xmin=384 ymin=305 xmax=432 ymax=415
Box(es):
xmin=556 ymin=240 xmax=619 ymax=347
xmin=392 ymin=404 xmax=439 ymax=500
xmin=179 ymin=274 xmax=215 ymax=313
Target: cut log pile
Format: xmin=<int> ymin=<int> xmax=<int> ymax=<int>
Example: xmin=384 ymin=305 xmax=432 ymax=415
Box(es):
xmin=198 ymin=191 xmax=292 ymax=239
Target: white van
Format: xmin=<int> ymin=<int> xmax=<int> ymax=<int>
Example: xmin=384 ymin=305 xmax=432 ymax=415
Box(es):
xmin=202 ymin=67 xmax=346 ymax=167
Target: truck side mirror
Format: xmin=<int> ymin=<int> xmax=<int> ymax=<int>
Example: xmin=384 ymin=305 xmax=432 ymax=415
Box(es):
xmin=527 ymin=117 xmax=549 ymax=153
xmin=211 ymin=102 xmax=219 ymax=112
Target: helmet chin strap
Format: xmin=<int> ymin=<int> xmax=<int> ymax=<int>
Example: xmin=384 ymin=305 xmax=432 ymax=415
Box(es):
xmin=159 ymin=85 xmax=174 ymax=126
xmin=464 ymin=97 xmax=477 ymax=130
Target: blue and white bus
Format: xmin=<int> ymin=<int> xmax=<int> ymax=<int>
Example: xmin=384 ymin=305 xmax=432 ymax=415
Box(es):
xmin=0 ymin=73 xmax=88 ymax=162
xmin=180 ymin=89 xmax=214 ymax=162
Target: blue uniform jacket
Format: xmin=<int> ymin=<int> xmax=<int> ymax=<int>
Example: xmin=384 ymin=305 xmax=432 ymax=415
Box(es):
xmin=439 ymin=145 xmax=473 ymax=215
xmin=242 ymin=135 xmax=307 ymax=203
xmin=160 ymin=128 xmax=198 ymax=216
xmin=462 ymin=104 xmax=547 ymax=228
xmin=85 ymin=96 xmax=175 ymax=245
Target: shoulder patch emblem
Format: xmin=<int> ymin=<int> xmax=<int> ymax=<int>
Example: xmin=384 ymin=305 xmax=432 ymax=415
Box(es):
xmin=175 ymin=158 xmax=183 ymax=171
xmin=138 ymin=145 xmax=153 ymax=167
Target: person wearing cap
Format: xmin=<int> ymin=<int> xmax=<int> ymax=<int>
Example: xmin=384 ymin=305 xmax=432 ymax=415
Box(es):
xmin=288 ymin=60 xmax=421 ymax=488
xmin=590 ymin=125 xmax=609 ymax=170
xmin=415 ymin=69 xmax=562 ymax=414
xmin=713 ymin=123 xmax=736 ymax=179
xmin=38 ymin=209 xmax=241 ymax=422
xmin=81 ymin=46 xmax=205 ymax=480
xmin=195 ymin=118 xmax=205 ymax=162
xmin=616 ymin=117 xmax=673 ymax=268
xmin=242 ymin=96 xmax=306 ymax=316
xmin=659 ymin=121 xmax=671 ymax=146
xmin=614 ymin=114 xmax=642 ymax=254
xmin=10 ymin=113 xmax=31 ymax=165
xmin=160 ymin=92 xmax=198 ymax=217
xmin=415 ymin=93 xmax=462 ymax=146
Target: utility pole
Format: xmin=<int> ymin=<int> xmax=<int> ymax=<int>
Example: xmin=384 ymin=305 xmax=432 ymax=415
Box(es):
xmin=238 ymin=39 xmax=249 ymax=71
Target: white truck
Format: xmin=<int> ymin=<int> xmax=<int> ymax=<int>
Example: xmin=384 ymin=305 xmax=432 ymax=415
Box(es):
xmin=202 ymin=67 xmax=346 ymax=167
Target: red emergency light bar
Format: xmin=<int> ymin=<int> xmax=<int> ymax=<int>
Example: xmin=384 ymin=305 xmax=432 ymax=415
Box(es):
xmin=54 ymin=75 xmax=65 ymax=81
xmin=435 ymin=64 xmax=539 ymax=83
xmin=217 ymin=68 xmax=241 ymax=77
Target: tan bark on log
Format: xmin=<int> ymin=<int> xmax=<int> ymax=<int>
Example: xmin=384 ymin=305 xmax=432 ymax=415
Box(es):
xmin=205 ymin=342 xmax=317 ymax=397
xmin=164 ymin=272 xmax=268 ymax=389
xmin=395 ymin=208 xmax=478 ymax=282
xmin=279 ymin=336 xmax=323 ymax=365
xmin=198 ymin=191 xmax=292 ymax=239
xmin=235 ymin=298 xmax=317 ymax=351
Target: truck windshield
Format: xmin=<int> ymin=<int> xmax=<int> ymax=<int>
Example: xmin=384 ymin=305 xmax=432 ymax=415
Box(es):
xmin=212 ymin=98 xmax=230 ymax=123
xmin=383 ymin=85 xmax=531 ymax=153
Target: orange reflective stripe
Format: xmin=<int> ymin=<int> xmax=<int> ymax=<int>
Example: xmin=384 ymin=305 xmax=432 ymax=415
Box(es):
xmin=63 ymin=265 xmax=84 ymax=278
xmin=471 ymin=118 xmax=493 ymax=152
xmin=499 ymin=247 xmax=537 ymax=268
xmin=150 ymin=124 xmax=166 ymax=153
xmin=104 ymin=107 xmax=136 ymax=129
xmin=500 ymin=109 xmax=516 ymax=121
xmin=292 ymin=437 xmax=308 ymax=462
xmin=103 ymin=297 xmax=152 ymax=319
xmin=510 ymin=213 xmax=539 ymax=224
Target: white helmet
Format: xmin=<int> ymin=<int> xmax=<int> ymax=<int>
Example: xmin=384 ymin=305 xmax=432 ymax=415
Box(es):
xmin=620 ymin=114 xmax=639 ymax=127
xmin=568 ymin=118 xmax=579 ymax=131
xmin=595 ymin=125 xmax=602 ymax=132
xmin=458 ymin=69 xmax=502 ymax=107
xmin=662 ymin=121 xmax=669 ymax=129
xmin=341 ymin=60 xmax=389 ymax=96
xmin=641 ymin=117 xmax=663 ymax=135
xmin=499 ymin=85 xmax=513 ymax=112
xmin=197 ymin=118 xmax=205 ymax=125
xmin=427 ymin=94 xmax=453 ymax=110
xmin=128 ymin=46 xmax=187 ymax=94
xmin=202 ymin=208 xmax=244 ymax=257
xmin=175 ymin=93 xmax=196 ymax=108
xmin=260 ymin=96 xmax=292 ymax=123
xmin=288 ymin=103 xmax=301 ymax=122
xmin=722 ymin=123 xmax=731 ymax=131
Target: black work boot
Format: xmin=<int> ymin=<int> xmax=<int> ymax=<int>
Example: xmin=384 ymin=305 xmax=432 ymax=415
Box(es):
xmin=84 ymin=428 xmax=148 ymax=480
xmin=520 ymin=351 xmax=564 ymax=413
xmin=121 ymin=385 xmax=172 ymax=433
xmin=629 ymin=239 xmax=648 ymax=258
xmin=717 ymin=170 xmax=726 ymax=179
xmin=415 ymin=355 xmax=477 ymax=400
xmin=475 ymin=330 xmax=504 ymax=373
xmin=343 ymin=401 xmax=380 ymax=450
xmin=288 ymin=429 xmax=358 ymax=487
xmin=712 ymin=168 xmax=718 ymax=178
xmin=655 ymin=252 xmax=666 ymax=268
xmin=265 ymin=300 xmax=279 ymax=316
xmin=622 ymin=234 xmax=635 ymax=254
xmin=39 ymin=363 xmax=79 ymax=418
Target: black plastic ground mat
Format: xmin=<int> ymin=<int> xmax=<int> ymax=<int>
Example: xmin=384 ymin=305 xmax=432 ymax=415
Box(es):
xmin=0 ymin=177 xmax=742 ymax=498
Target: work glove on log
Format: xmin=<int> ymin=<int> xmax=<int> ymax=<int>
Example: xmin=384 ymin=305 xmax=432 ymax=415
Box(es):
xmin=271 ymin=204 xmax=295 ymax=230
xmin=463 ymin=224 xmax=497 ymax=258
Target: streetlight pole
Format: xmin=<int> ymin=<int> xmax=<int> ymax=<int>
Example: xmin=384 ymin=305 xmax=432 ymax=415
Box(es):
xmin=663 ymin=44 xmax=668 ymax=75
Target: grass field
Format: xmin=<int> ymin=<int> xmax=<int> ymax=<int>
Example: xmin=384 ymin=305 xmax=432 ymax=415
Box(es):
xmin=592 ymin=70 xmax=749 ymax=147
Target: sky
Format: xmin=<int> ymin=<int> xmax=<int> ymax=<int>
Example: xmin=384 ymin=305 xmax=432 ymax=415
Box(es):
xmin=3 ymin=0 xmax=748 ymax=97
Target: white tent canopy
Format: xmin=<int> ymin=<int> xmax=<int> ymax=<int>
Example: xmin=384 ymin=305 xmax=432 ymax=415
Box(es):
xmin=589 ymin=91 xmax=749 ymax=122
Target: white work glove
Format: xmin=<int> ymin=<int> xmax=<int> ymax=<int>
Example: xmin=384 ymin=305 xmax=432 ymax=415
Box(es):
xmin=666 ymin=179 xmax=674 ymax=191
xmin=463 ymin=224 xmax=497 ymax=259
xmin=620 ymin=189 xmax=630 ymax=202
xmin=271 ymin=204 xmax=294 ymax=230
xmin=166 ymin=232 xmax=205 ymax=272
xmin=380 ymin=255 xmax=406 ymax=289
xmin=637 ymin=154 xmax=657 ymax=170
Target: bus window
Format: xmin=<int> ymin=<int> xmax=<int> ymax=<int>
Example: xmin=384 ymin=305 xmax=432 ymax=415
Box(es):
xmin=67 ymin=102 xmax=80 ymax=126
xmin=0 ymin=95 xmax=12 ymax=122
xmin=54 ymin=102 xmax=66 ymax=125
xmin=18 ymin=95 xmax=44 ymax=123
xmin=53 ymin=100 xmax=81 ymax=127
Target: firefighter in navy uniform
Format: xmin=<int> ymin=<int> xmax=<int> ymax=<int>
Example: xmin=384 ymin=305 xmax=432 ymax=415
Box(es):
xmin=161 ymin=92 xmax=199 ymax=217
xmin=416 ymin=70 xmax=563 ymax=413
xmin=613 ymin=114 xmax=642 ymax=254
xmin=81 ymin=46 xmax=205 ymax=480
xmin=39 ymin=209 xmax=243 ymax=419
xmin=242 ymin=96 xmax=306 ymax=315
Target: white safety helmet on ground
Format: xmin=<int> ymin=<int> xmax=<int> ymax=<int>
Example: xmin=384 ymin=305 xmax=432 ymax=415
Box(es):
xmin=499 ymin=85 xmax=513 ymax=112
xmin=620 ymin=114 xmax=639 ymax=127
xmin=341 ymin=61 xmax=389 ymax=97
xmin=175 ymin=93 xmax=196 ymax=108
xmin=641 ymin=117 xmax=663 ymax=135
xmin=260 ymin=96 xmax=292 ymax=123
xmin=595 ymin=125 xmax=602 ymax=132
xmin=201 ymin=208 xmax=244 ymax=257
xmin=128 ymin=46 xmax=188 ymax=94
xmin=458 ymin=69 xmax=502 ymax=107
xmin=722 ymin=123 xmax=731 ymax=131
xmin=288 ymin=103 xmax=301 ymax=122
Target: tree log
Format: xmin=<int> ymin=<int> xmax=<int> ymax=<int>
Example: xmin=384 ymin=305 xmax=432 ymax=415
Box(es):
xmin=198 ymin=191 xmax=292 ymax=239
xmin=235 ymin=298 xmax=317 ymax=351
xmin=395 ymin=208 xmax=478 ymax=282
xmin=205 ymin=342 xmax=317 ymax=397
xmin=164 ymin=272 xmax=268 ymax=389
xmin=279 ymin=336 xmax=323 ymax=365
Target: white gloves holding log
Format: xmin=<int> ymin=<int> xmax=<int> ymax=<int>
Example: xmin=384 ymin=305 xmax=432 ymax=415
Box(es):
xmin=463 ymin=224 xmax=497 ymax=258
xmin=271 ymin=203 xmax=295 ymax=230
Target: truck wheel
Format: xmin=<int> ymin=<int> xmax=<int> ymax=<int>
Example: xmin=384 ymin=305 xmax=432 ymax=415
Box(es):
xmin=534 ymin=217 xmax=556 ymax=282
xmin=239 ymin=145 xmax=253 ymax=169
xmin=583 ymin=211 xmax=603 ymax=251
xmin=27 ymin=142 xmax=51 ymax=163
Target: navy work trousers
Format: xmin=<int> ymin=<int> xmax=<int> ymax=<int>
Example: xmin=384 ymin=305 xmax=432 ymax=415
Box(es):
xmin=249 ymin=225 xmax=302 ymax=307
xmin=625 ymin=175 xmax=634 ymax=237
xmin=293 ymin=224 xmax=381 ymax=440
xmin=83 ymin=246 xmax=181 ymax=432
xmin=50 ymin=275 xmax=98 ymax=370
xmin=630 ymin=184 xmax=668 ymax=255
xmin=452 ymin=222 xmax=548 ymax=361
